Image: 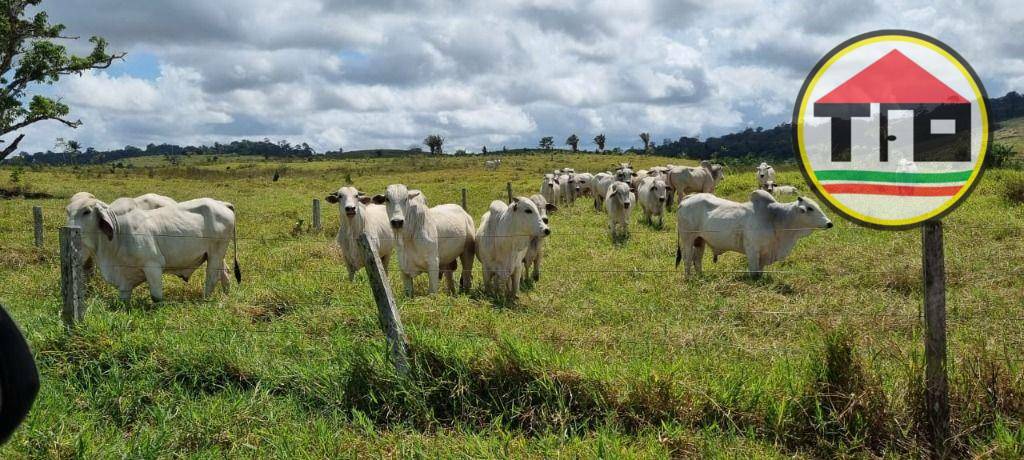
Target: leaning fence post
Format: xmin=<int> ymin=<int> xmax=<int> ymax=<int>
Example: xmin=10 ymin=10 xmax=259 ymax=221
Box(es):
xmin=506 ymin=182 xmax=513 ymax=203
xmin=922 ymin=220 xmax=949 ymax=457
xmin=312 ymin=198 xmax=322 ymax=233
xmin=59 ymin=226 xmax=86 ymax=330
xmin=461 ymin=188 xmax=468 ymax=212
xmin=32 ymin=206 xmax=43 ymax=248
xmin=357 ymin=232 xmax=410 ymax=375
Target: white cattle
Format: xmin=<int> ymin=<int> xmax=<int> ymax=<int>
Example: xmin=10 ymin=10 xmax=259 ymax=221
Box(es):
xmin=476 ymin=197 xmax=549 ymax=298
xmin=756 ymin=162 xmax=776 ymax=190
xmin=557 ymin=171 xmax=575 ymax=204
xmin=485 ymin=159 xmax=501 ymax=170
xmin=637 ymin=176 xmax=670 ymax=226
xmin=630 ymin=169 xmax=649 ymax=191
xmin=325 ymin=186 xmax=395 ymax=281
xmin=572 ymin=172 xmax=594 ymax=199
xmin=605 ymin=181 xmax=634 ymax=238
xmin=68 ymin=197 xmax=240 ymax=302
xmin=377 ymin=184 xmax=475 ymax=296
xmin=591 ymin=172 xmax=615 ymax=211
xmin=523 ymin=194 xmax=557 ymax=283
xmin=675 ymin=190 xmax=832 ymax=278
xmin=540 ymin=173 xmax=561 ymax=205
xmin=66 ymin=193 xmax=178 ymax=276
xmin=666 ymin=161 xmax=725 ymax=206
xmin=614 ymin=163 xmax=636 ymax=185
xmin=771 ymin=185 xmax=799 ymax=198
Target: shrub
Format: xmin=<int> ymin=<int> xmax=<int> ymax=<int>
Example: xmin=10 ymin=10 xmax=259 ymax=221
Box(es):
xmin=988 ymin=143 xmax=1016 ymax=167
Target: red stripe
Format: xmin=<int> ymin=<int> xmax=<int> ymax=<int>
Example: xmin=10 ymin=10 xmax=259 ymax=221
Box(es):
xmin=823 ymin=183 xmax=963 ymax=197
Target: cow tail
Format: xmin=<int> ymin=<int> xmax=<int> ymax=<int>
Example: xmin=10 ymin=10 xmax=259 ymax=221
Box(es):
xmin=232 ymin=223 xmax=242 ymax=283
xmin=675 ymin=243 xmax=682 ymax=268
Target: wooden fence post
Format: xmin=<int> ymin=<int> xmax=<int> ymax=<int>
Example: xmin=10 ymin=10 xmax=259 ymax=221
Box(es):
xmin=506 ymin=182 xmax=513 ymax=204
xmin=59 ymin=226 xmax=86 ymax=330
xmin=461 ymin=188 xmax=468 ymax=212
xmin=32 ymin=206 xmax=43 ymax=248
xmin=357 ymin=233 xmax=410 ymax=375
xmin=922 ymin=220 xmax=949 ymax=457
xmin=312 ymin=198 xmax=322 ymax=233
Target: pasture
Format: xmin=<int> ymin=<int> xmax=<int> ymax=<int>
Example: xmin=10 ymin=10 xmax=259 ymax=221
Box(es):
xmin=1 ymin=153 xmax=1022 ymax=457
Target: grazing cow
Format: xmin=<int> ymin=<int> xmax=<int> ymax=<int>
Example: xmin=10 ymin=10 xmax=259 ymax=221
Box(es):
xmin=66 ymin=193 xmax=178 ymax=278
xmin=756 ymin=162 xmax=776 ymax=191
xmin=68 ymin=197 xmax=240 ymax=302
xmin=638 ymin=176 xmax=670 ymax=226
xmin=771 ymin=185 xmax=799 ymax=198
xmin=476 ymin=197 xmax=550 ymax=298
xmin=605 ymin=181 xmax=634 ymax=238
xmin=591 ymin=172 xmax=615 ymax=211
xmin=540 ymin=174 xmax=561 ymax=205
xmin=573 ymin=172 xmax=594 ymax=199
xmin=675 ymin=190 xmax=832 ymax=278
xmin=557 ymin=171 xmax=575 ymax=204
xmin=325 ymin=186 xmax=395 ymax=281
xmin=377 ymin=184 xmax=475 ymax=296
xmin=523 ymin=194 xmax=557 ymax=283
xmin=485 ymin=159 xmax=501 ymax=170
xmin=666 ymin=161 xmax=725 ymax=206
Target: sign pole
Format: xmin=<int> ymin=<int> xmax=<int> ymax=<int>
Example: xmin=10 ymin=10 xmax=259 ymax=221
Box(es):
xmin=922 ymin=220 xmax=949 ymax=457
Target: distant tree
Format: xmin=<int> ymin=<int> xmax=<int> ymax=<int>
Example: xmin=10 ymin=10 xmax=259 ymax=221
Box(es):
xmin=639 ymin=132 xmax=651 ymax=154
xmin=593 ymin=133 xmax=606 ymax=153
xmin=566 ymin=134 xmax=579 ymax=152
xmin=54 ymin=137 xmax=80 ymax=164
xmin=424 ymin=134 xmax=444 ymax=155
xmin=1 ymin=0 xmax=125 ymax=160
xmin=482 ymin=145 xmax=488 ymax=154
xmin=539 ymin=136 xmax=554 ymax=150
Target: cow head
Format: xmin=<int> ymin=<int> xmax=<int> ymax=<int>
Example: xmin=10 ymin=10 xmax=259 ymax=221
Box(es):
xmin=69 ymin=200 xmax=116 ymax=255
xmin=611 ymin=182 xmax=632 ymax=209
xmin=793 ymin=196 xmax=833 ymax=229
xmin=326 ymin=186 xmax=371 ymax=217
xmin=529 ymin=195 xmax=557 ymax=224
xmin=649 ymin=179 xmax=668 ymax=203
xmin=510 ymin=197 xmax=550 ymax=237
xmin=376 ymin=184 xmax=421 ymax=230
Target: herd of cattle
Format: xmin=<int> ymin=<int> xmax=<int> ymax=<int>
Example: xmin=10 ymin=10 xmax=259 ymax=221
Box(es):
xmin=60 ymin=160 xmax=830 ymax=302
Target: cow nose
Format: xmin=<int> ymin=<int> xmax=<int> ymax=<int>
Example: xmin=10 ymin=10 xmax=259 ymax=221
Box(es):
xmin=543 ymin=227 xmax=551 ymax=236
xmin=658 ymin=197 xmax=665 ymax=202
xmin=390 ymin=219 xmax=404 ymax=229
xmin=825 ymin=222 xmax=834 ymax=229
xmin=623 ymin=202 xmax=630 ymax=209
xmin=345 ymin=206 xmax=356 ymax=213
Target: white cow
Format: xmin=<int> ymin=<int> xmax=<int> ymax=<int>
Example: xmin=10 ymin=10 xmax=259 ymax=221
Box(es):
xmin=540 ymin=174 xmax=561 ymax=205
xmin=325 ymin=186 xmax=395 ymax=281
xmin=614 ymin=163 xmax=636 ymax=185
xmin=377 ymin=184 xmax=475 ymax=296
xmin=68 ymin=197 xmax=240 ymax=302
xmin=572 ymin=172 xmax=594 ymax=199
xmin=476 ymin=197 xmax=549 ymax=298
xmin=66 ymin=193 xmax=178 ymax=277
xmin=557 ymin=171 xmax=575 ymax=204
xmin=756 ymin=162 xmax=776 ymax=191
xmin=637 ymin=176 xmax=670 ymax=226
xmin=485 ymin=159 xmax=502 ymax=170
xmin=675 ymin=190 xmax=832 ymax=278
xmin=591 ymin=172 xmax=615 ymax=211
xmin=771 ymin=185 xmax=799 ymax=198
xmin=523 ymin=194 xmax=557 ymax=283
xmin=605 ymin=181 xmax=634 ymax=239
xmin=666 ymin=161 xmax=725 ymax=206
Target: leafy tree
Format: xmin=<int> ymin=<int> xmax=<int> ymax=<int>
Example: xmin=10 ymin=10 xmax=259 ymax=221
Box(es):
xmin=566 ymin=133 xmax=579 ymax=152
xmin=481 ymin=145 xmax=487 ymax=154
xmin=639 ymin=132 xmax=651 ymax=154
xmin=988 ymin=143 xmax=1016 ymax=168
xmin=593 ymin=133 xmax=606 ymax=152
xmin=1 ymin=0 xmax=125 ymax=159
xmin=539 ymin=136 xmax=553 ymax=150
xmin=424 ymin=134 xmax=444 ymax=155
xmin=54 ymin=137 xmax=79 ymax=164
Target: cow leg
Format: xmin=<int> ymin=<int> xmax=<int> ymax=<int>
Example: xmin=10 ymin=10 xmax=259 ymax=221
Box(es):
xmin=402 ymin=272 xmax=414 ymax=297
xmin=532 ymin=248 xmax=541 ymax=282
xmin=443 ymin=261 xmax=456 ymax=294
xmin=692 ymin=242 xmax=706 ymax=276
xmin=119 ymin=287 xmax=133 ymax=302
xmin=427 ymin=254 xmax=440 ymax=294
xmin=745 ymin=246 xmax=762 ymax=278
xmin=460 ymin=245 xmax=473 ymax=292
xmin=219 ymin=261 xmax=231 ymax=294
xmin=347 ymin=265 xmax=357 ymax=282
xmin=511 ymin=265 xmax=522 ymax=299
xmin=144 ymin=264 xmax=164 ymax=303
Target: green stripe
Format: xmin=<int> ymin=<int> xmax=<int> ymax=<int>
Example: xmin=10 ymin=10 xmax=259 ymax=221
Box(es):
xmin=815 ymin=169 xmax=972 ymax=184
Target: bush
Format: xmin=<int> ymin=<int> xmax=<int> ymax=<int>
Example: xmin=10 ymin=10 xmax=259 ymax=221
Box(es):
xmin=988 ymin=143 xmax=1016 ymax=167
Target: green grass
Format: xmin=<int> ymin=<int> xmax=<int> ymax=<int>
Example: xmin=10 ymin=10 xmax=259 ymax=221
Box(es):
xmin=1 ymin=153 xmax=1022 ymax=458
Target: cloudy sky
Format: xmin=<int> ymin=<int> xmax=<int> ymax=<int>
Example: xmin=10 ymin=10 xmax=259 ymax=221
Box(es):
xmin=12 ymin=0 xmax=1024 ymax=153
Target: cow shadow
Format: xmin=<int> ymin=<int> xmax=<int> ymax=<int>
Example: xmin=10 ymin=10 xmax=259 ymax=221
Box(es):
xmin=610 ymin=232 xmax=631 ymax=247
xmin=739 ymin=273 xmax=797 ymax=295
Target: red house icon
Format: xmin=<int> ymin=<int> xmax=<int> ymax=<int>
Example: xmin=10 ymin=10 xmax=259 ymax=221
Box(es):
xmin=814 ymin=50 xmax=970 ymax=163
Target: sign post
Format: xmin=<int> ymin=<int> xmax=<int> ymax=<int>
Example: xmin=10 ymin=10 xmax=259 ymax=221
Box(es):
xmin=794 ymin=30 xmax=990 ymax=457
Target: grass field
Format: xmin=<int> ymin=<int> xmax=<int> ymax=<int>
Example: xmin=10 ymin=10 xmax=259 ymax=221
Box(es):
xmin=1 ymin=152 xmax=1022 ymax=458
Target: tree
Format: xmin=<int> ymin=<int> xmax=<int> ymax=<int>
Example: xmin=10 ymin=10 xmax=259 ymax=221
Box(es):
xmin=54 ymin=137 xmax=79 ymax=164
xmin=593 ymin=133 xmax=606 ymax=153
xmin=639 ymin=132 xmax=651 ymax=154
xmin=539 ymin=136 xmax=553 ymax=150
xmin=481 ymin=145 xmax=487 ymax=154
xmin=1 ymin=0 xmax=125 ymax=160
xmin=566 ymin=133 xmax=579 ymax=152
xmin=424 ymin=134 xmax=444 ymax=155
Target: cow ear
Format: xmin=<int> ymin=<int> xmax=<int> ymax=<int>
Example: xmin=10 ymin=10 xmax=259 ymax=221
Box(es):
xmin=325 ymin=193 xmax=339 ymax=204
xmin=372 ymin=194 xmax=386 ymax=204
xmin=97 ymin=208 xmax=114 ymax=241
xmin=797 ymin=196 xmax=804 ymax=202
xmin=631 ymin=172 xmax=638 ymax=177
xmin=408 ymin=190 xmax=421 ymax=199
xmin=358 ymin=196 xmax=373 ymax=204
xmin=546 ymin=203 xmax=558 ymax=212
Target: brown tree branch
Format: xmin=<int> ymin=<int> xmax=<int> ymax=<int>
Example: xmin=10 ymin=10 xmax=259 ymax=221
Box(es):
xmin=0 ymin=133 xmax=25 ymax=160
xmin=3 ymin=114 xmax=81 ymax=136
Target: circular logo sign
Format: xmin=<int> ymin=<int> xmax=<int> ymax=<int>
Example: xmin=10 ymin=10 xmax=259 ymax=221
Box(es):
xmin=793 ymin=30 xmax=990 ymax=229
